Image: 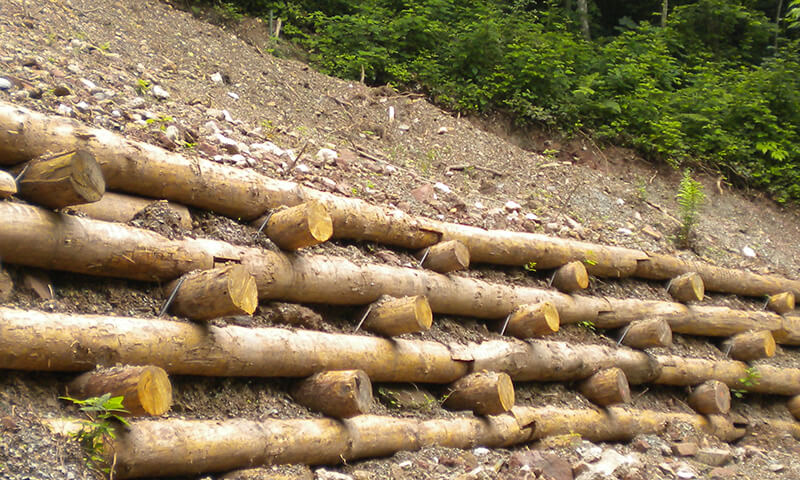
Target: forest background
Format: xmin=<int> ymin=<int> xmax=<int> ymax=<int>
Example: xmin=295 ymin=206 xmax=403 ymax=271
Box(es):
xmin=197 ymin=0 xmax=800 ymax=202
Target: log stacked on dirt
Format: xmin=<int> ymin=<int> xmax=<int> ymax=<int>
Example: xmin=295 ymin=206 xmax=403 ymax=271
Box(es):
xmin=253 ymin=201 xmax=333 ymax=251
xmin=443 ymin=371 xmax=515 ymax=415
xmin=66 ymin=192 xmax=192 ymax=229
xmin=0 ymin=267 xmax=13 ymax=301
xmin=504 ymin=302 xmax=560 ymax=338
xmin=362 ymin=295 xmax=432 ymax=336
xmin=15 ymin=150 xmax=105 ymax=209
xmin=579 ymin=367 xmax=631 ymax=406
xmin=667 ymin=272 xmax=704 ymax=302
xmin=767 ymin=292 xmax=795 ymax=314
xmin=687 ymin=380 xmax=730 ymax=415
xmin=0 ymin=169 xmax=15 ymax=198
xmin=66 ymin=365 xmax=172 ymax=416
xmin=4 ymin=102 xmax=800 ymax=298
xmin=165 ymin=265 xmax=258 ymax=321
xmin=721 ymin=330 xmax=776 ymax=361
xmin=618 ymin=318 xmax=673 ymax=349
xmin=417 ymin=240 xmax=470 ymax=273
xmin=551 ymin=261 xmax=589 ymax=293
xmin=98 ymin=406 xmax=743 ymax=478
xmin=291 ymin=370 xmax=373 ymax=418
xmin=787 ymin=395 xmax=800 ymax=420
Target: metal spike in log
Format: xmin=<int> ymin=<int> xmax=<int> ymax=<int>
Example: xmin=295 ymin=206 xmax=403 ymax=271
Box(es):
xmin=291 ymin=370 xmax=373 ymax=418
xmin=66 ymin=365 xmax=172 ymax=416
xmin=579 ymin=367 xmax=631 ymax=406
xmin=417 ymin=240 xmax=470 ymax=273
xmin=767 ymin=291 xmax=795 ymax=314
xmin=0 ymin=169 xmax=16 ymax=198
xmin=721 ymin=330 xmax=776 ymax=361
xmin=66 ymin=192 xmax=192 ymax=229
xmin=362 ymin=295 xmax=432 ymax=336
xmin=687 ymin=380 xmax=730 ymax=415
xmin=505 ymin=301 xmax=559 ymax=339
xmin=551 ymin=261 xmax=589 ymax=293
xmin=15 ymin=150 xmax=105 ymax=209
xmin=787 ymin=395 xmax=800 ymax=421
xmin=667 ymin=272 xmax=704 ymax=302
xmin=164 ymin=265 xmax=258 ymax=321
xmin=253 ymin=201 xmax=333 ymax=251
xmin=619 ymin=318 xmax=672 ymax=349
xmin=443 ymin=371 xmax=515 ymax=415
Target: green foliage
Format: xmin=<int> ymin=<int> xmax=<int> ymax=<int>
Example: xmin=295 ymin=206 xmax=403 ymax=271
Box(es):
xmin=676 ymin=169 xmax=706 ymax=247
xmin=135 ymin=78 xmax=150 ymax=95
xmin=60 ymin=394 xmax=130 ymax=472
xmin=523 ymin=261 xmax=537 ymax=272
xmin=732 ymin=366 xmax=761 ymax=398
xmin=578 ymin=320 xmax=597 ymax=332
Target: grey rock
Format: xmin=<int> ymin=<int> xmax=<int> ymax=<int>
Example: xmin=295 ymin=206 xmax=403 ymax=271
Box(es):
xmin=56 ymin=104 xmax=73 ymax=117
xmin=151 ymin=85 xmax=169 ymax=99
xmin=164 ymin=125 xmax=180 ymax=143
xmin=0 ymin=77 xmax=12 ymax=90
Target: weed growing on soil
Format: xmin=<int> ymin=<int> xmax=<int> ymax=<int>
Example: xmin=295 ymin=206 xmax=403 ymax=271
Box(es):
xmin=523 ymin=261 xmax=537 ymax=273
xmin=732 ymin=366 xmax=762 ymax=398
xmin=135 ymin=78 xmax=151 ymax=95
xmin=60 ymin=394 xmax=130 ymax=472
xmin=578 ymin=320 xmax=596 ymax=332
xmin=676 ymin=169 xmax=705 ymax=248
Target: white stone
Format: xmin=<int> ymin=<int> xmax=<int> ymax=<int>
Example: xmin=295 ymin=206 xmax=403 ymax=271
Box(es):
xmin=75 ymin=101 xmax=90 ymax=112
xmin=742 ymin=246 xmax=756 ymax=258
xmin=397 ymin=460 xmax=412 ymax=468
xmin=295 ymin=164 xmax=311 ymax=173
xmin=384 ymin=165 xmax=398 ymax=174
xmin=151 ymin=85 xmax=169 ymax=99
xmin=434 ymin=182 xmax=452 ymax=194
xmin=675 ymin=464 xmax=696 ymax=479
xmin=504 ymin=200 xmax=522 ymax=211
xmin=314 ymin=468 xmax=353 ymax=480
xmin=164 ymin=125 xmax=180 ymax=143
xmin=475 ymin=201 xmax=485 ymax=209
xmin=437 ymin=126 xmax=448 ymax=134
xmin=525 ymin=213 xmax=540 ymax=221
xmin=472 ymin=447 xmax=490 ymax=456
xmin=0 ymin=77 xmax=13 ymax=90
xmin=616 ymin=198 xmax=625 ymax=206
xmin=617 ymin=228 xmax=634 ymax=235
xmin=56 ymin=104 xmax=73 ymax=116
xmin=227 ymin=91 xmax=239 ymax=100
xmin=128 ymin=97 xmax=146 ymax=109
xmin=111 ymin=110 xmax=121 ymax=118
xmin=316 ymin=148 xmax=338 ymax=163
xmin=388 ymin=106 xmax=395 ymax=122
xmin=210 ymin=72 xmax=223 ymax=84
xmin=80 ymin=78 xmax=98 ymax=92
xmin=222 ymin=109 xmax=234 ymax=123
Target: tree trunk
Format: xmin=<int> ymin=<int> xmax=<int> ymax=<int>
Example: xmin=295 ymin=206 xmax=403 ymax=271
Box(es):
xmin=66 ymin=192 xmax=192 ymax=229
xmin=15 ymin=150 xmax=105 ymax=209
xmin=0 ymin=169 xmax=16 ymax=198
xmin=551 ymin=261 xmax=589 ymax=293
xmin=165 ymin=265 xmax=258 ymax=321
xmin=579 ymin=367 xmax=631 ymax=406
xmin=767 ymin=291 xmax=795 ymax=314
xmin=577 ymin=0 xmax=591 ymax=40
xmin=687 ymin=380 xmax=730 ymax=415
xmin=418 ymin=240 xmax=470 ymax=273
xmin=721 ymin=330 xmax=776 ymax=361
xmin=661 ymin=0 xmax=669 ymax=27
xmin=619 ymin=318 xmax=672 ymax=349
xmin=97 ymin=406 xmax=742 ymax=478
xmin=505 ymin=301 xmax=560 ymax=338
xmin=443 ymin=371 xmax=515 ymax=415
xmin=67 ymin=365 xmax=172 ymax=416
xmin=254 ymin=201 xmax=333 ymax=251
xmin=291 ymin=370 xmax=373 ymax=418
xmin=667 ymin=272 xmax=704 ymax=302
xmin=362 ymin=295 xmax=433 ymax=336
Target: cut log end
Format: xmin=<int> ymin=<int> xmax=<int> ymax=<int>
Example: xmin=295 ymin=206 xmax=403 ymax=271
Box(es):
xmin=723 ymin=330 xmax=776 ymax=361
xmin=768 ymin=292 xmax=795 ymax=314
xmin=688 ymin=380 xmax=730 ymax=415
xmin=363 ymin=295 xmax=432 ymax=337
xmin=418 ymin=240 xmax=470 ymax=273
xmin=167 ymin=264 xmax=259 ymax=321
xmin=264 ymin=201 xmax=333 ymax=250
xmin=0 ymin=169 xmax=16 ymax=198
xmin=552 ymin=261 xmax=589 ymax=292
xmin=506 ymin=301 xmax=560 ymax=339
xmin=787 ymin=395 xmax=800 ymax=421
xmin=444 ymin=371 xmax=515 ymax=415
xmin=620 ymin=318 xmax=673 ymax=350
xmin=579 ymin=367 xmax=631 ymax=406
xmin=667 ymin=272 xmax=704 ymax=302
xmin=291 ymin=369 xmax=373 ymax=418
xmin=67 ymin=365 xmax=172 ymax=416
xmin=17 ymin=150 xmax=106 ymax=209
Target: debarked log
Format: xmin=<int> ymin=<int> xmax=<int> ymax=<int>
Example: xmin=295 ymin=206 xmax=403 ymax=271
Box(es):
xmin=417 ymin=240 xmax=470 ymax=273
xmin=618 ymin=318 xmax=672 ymax=349
xmin=66 ymin=365 xmax=172 ymax=416
xmin=0 ymin=169 xmax=16 ymax=198
xmin=667 ymin=272 xmax=704 ymax=302
xmin=65 ymin=192 xmax=192 ymax=229
xmin=443 ymin=371 xmax=515 ymax=415
xmin=721 ymin=330 xmax=776 ymax=361
xmin=578 ymin=367 xmax=631 ymax=406
xmin=767 ymin=292 xmax=795 ymax=314
xmin=97 ymin=406 xmax=743 ymax=478
xmin=15 ymin=149 xmax=105 ymax=209
xmin=291 ymin=370 xmax=373 ymax=418
xmin=254 ymin=201 xmax=333 ymax=251
xmin=165 ymin=265 xmax=258 ymax=321
xmin=361 ymin=295 xmax=433 ymax=336
xmin=687 ymin=380 xmax=730 ymax=415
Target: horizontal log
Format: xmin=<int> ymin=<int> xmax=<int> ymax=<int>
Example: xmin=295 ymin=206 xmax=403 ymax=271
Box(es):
xmin=15 ymin=149 xmax=105 ymax=209
xmin=505 ymin=301 xmax=559 ymax=338
xmin=165 ymin=265 xmax=258 ymax=321
xmin=291 ymin=370 xmax=373 ymax=418
xmin=0 ymin=169 xmax=16 ymax=198
xmin=67 ymin=365 xmax=172 ymax=416
xmin=443 ymin=371 xmax=515 ymax=415
xmin=721 ymin=330 xmax=776 ymax=361
xmin=579 ymin=367 xmax=631 ymax=406
xmin=767 ymin=292 xmax=795 ymax=314
xmin=362 ymin=295 xmax=433 ymax=336
xmin=3 ymin=103 xmax=798 ymax=298
xmin=262 ymin=201 xmax=333 ymax=250
xmin=688 ymin=380 xmax=730 ymax=415
xmin=619 ymin=318 xmax=672 ymax=349
xmin=66 ymin=192 xmax=192 ymax=229
xmin=667 ymin=272 xmax=704 ymax=302
xmin=418 ymin=240 xmax=470 ymax=273
xmin=551 ymin=260 xmax=589 ymax=293
xmin=98 ymin=406 xmax=742 ymax=478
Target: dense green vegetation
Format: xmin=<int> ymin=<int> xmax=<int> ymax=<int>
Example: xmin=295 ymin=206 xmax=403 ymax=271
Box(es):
xmin=208 ymin=0 xmax=800 ymax=201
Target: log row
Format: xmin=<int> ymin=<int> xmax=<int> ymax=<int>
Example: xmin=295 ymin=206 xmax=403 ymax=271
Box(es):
xmin=1 ymin=203 xmax=798 ymax=346
xmin=2 ymin=101 xmax=800 ymax=297
xmin=3 ymin=308 xmax=800 ymax=396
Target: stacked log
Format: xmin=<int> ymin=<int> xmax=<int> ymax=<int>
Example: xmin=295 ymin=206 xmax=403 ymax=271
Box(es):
xmin=254 ymin=201 xmax=333 ymax=250
xmin=443 ymin=371 xmax=515 ymax=415
xmin=767 ymin=292 xmax=795 ymax=314
xmin=0 ymin=169 xmax=15 ymax=198
xmin=15 ymin=150 xmax=105 ymax=209
xmin=0 ymin=267 xmax=12 ymax=301
xmin=164 ymin=265 xmax=258 ymax=321
xmin=667 ymin=272 xmax=704 ymax=302
xmin=618 ymin=318 xmax=672 ymax=349
xmin=578 ymin=368 xmax=631 ymax=406
xmin=688 ymin=380 xmax=730 ymax=415
xmin=66 ymin=365 xmax=172 ymax=416
xmin=504 ymin=302 xmax=560 ymax=338
xmin=551 ymin=261 xmax=589 ymax=292
xmin=417 ymin=240 xmax=470 ymax=273
xmin=66 ymin=192 xmax=192 ymax=229
xmin=721 ymin=330 xmax=776 ymax=361
xmin=291 ymin=370 xmax=373 ymax=418
xmin=361 ymin=295 xmax=432 ymax=336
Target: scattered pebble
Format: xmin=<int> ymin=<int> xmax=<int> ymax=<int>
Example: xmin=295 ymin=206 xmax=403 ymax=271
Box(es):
xmin=56 ymin=103 xmax=73 ymax=116
xmin=75 ymin=101 xmax=90 ymax=112
xmin=472 ymin=447 xmax=490 ymax=456
xmin=0 ymin=77 xmax=13 ymax=90
xmin=227 ymin=91 xmax=239 ymax=100
xmin=316 ymin=148 xmax=338 ymax=163
xmin=151 ymin=84 xmax=169 ymax=99
xmin=210 ymin=72 xmax=223 ymax=84
xmin=504 ymin=200 xmax=522 ymax=212
xmin=742 ymin=246 xmax=756 ymax=258
xmin=79 ymin=78 xmax=98 ymax=91
xmin=434 ymin=182 xmax=452 ymax=194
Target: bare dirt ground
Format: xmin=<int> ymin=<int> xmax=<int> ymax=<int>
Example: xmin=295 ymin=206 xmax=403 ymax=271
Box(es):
xmin=2 ymin=0 xmax=800 ymax=479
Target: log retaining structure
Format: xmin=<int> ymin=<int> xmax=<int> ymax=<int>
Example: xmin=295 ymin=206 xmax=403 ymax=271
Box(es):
xmin=2 ymin=101 xmax=800 ymax=298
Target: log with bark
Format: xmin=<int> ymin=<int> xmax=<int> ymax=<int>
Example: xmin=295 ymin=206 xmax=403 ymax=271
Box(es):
xmin=767 ymin=292 xmax=795 ymax=314
xmin=361 ymin=295 xmax=433 ymax=336
xmin=417 ymin=240 xmax=470 ymax=273
xmin=618 ymin=318 xmax=672 ymax=349
xmin=504 ymin=301 xmax=560 ymax=338
xmin=4 ymin=202 xmax=800 ymax=347
xmin=291 ymin=370 xmax=373 ymax=418
xmin=551 ymin=261 xmax=589 ymax=293
xmin=95 ymin=406 xmax=743 ymax=478
xmin=253 ymin=201 xmax=333 ymax=250
xmin=65 ymin=192 xmax=192 ymax=229
xmin=165 ymin=265 xmax=258 ymax=321
xmin=687 ymin=380 xmax=730 ymax=415
xmin=667 ymin=272 xmax=704 ymax=302
xmin=0 ymin=169 xmax=16 ymax=198
xmin=66 ymin=365 xmax=172 ymax=416
xmin=443 ymin=371 xmax=515 ymax=415
xmin=578 ymin=367 xmax=631 ymax=406
xmin=3 ymin=102 xmax=799 ymax=298
xmin=721 ymin=330 xmax=776 ymax=361
xmin=15 ymin=150 xmax=105 ymax=209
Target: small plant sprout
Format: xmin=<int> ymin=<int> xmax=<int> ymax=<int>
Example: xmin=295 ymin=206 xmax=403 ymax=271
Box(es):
xmin=60 ymin=394 xmax=130 ymax=472
xmin=676 ymin=169 xmax=705 ymax=248
xmin=523 ymin=261 xmax=537 ymax=273
xmin=578 ymin=320 xmax=597 ymax=332
xmin=732 ymin=366 xmax=761 ymax=398
xmin=135 ymin=78 xmax=151 ymax=95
